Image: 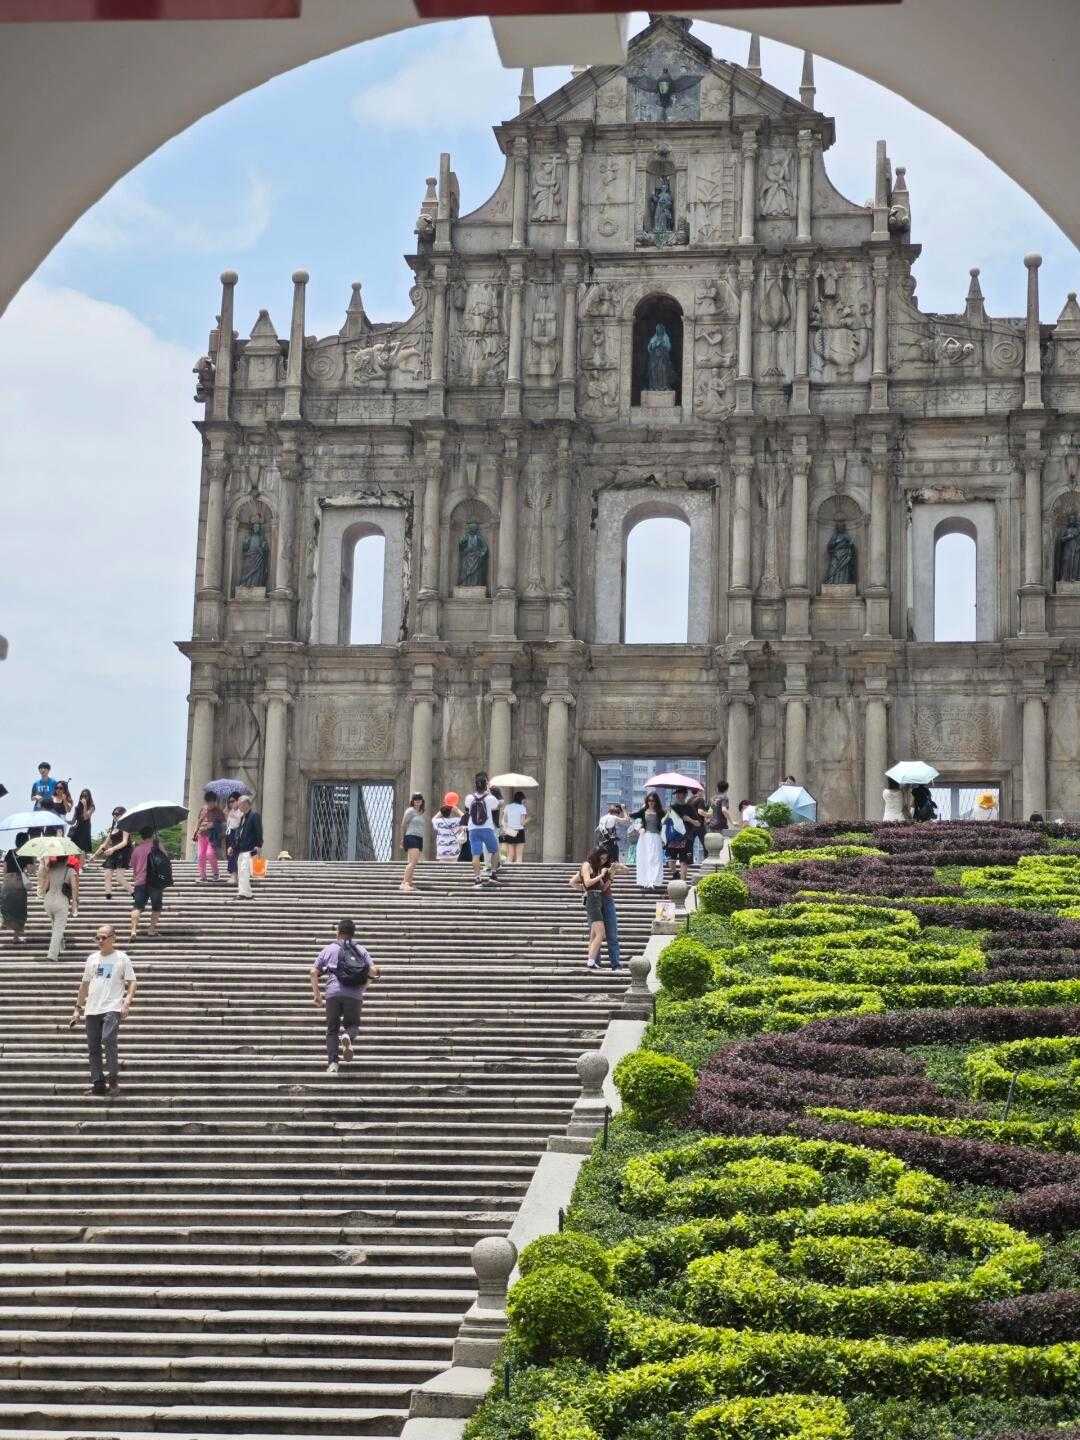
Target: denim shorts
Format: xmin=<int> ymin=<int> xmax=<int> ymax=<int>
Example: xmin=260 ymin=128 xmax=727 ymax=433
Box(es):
xmin=132 ymin=884 xmax=163 ymax=913
xmin=403 ymin=835 xmax=424 ymax=852
xmin=468 ymin=827 xmax=499 ymax=857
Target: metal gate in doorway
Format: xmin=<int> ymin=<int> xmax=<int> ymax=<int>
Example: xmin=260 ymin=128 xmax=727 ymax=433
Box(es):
xmin=309 ymin=781 xmax=395 ymax=861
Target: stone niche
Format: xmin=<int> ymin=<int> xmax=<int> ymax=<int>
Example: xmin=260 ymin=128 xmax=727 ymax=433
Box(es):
xmin=631 ymin=293 xmax=684 ymax=409
xmin=910 ymin=501 xmax=999 ymax=642
xmin=593 ymin=488 xmax=712 ymax=644
xmin=311 ymin=501 xmax=406 ymax=647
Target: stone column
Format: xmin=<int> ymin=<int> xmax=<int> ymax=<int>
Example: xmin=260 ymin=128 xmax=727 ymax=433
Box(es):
xmin=790 ymin=256 xmax=810 ymax=415
xmin=409 ymin=692 xmax=435 ymax=806
xmin=726 ymin=695 xmax=753 ymax=814
xmin=282 ymin=269 xmax=308 ymax=423
xmin=504 ymin=262 xmax=525 ymax=419
xmin=511 ymin=136 xmax=529 ymax=250
xmin=492 ymin=439 xmax=519 ymax=638
xmin=489 ymin=688 xmax=514 ymax=779
xmin=201 ymin=455 xmax=228 ymax=596
xmin=738 ymin=129 xmax=758 ymax=245
xmin=418 ymin=435 xmax=443 ymax=638
xmin=549 ymin=433 xmax=574 ymax=638
xmin=863 ymin=695 xmax=889 ymax=820
xmin=565 ymin=133 xmax=583 ymax=248
xmin=796 ymin=129 xmax=813 ymax=243
xmin=1020 ymin=447 xmax=1047 ymax=636
xmin=261 ymin=687 xmax=291 ymax=858
xmin=1022 ymin=693 xmax=1047 ymax=818
xmin=736 ymin=257 xmax=755 ymax=414
xmin=558 ymin=261 xmax=579 ymax=420
xmin=728 ymin=453 xmax=753 ymax=639
xmin=1024 ymin=254 xmax=1044 ymax=411
xmin=870 ymin=255 xmax=889 ymax=413
xmin=784 ymin=696 xmax=808 ymax=785
xmin=865 ymin=443 xmax=891 ymax=638
xmin=211 ymin=270 xmax=237 ymax=423
xmin=185 ymin=676 xmax=218 ymax=858
xmin=428 ymin=263 xmax=449 ymax=417
xmin=541 ymin=686 xmax=573 ymax=861
xmin=271 ymin=452 xmax=301 ymax=639
xmin=785 ymin=453 xmax=811 ymax=639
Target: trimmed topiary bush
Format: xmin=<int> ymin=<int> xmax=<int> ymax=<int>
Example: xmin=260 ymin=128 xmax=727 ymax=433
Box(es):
xmin=657 ymin=937 xmax=716 ymax=999
xmin=758 ymin=801 xmax=795 ymax=829
xmin=507 ymin=1262 xmax=609 ymax=1362
xmin=519 ymin=1231 xmax=612 ymax=1287
xmin=614 ymin=1049 xmax=697 ymax=1129
xmin=688 ymin=1394 xmax=853 ymax=1440
xmin=696 ymin=870 xmax=750 ymax=917
xmin=730 ymin=826 xmax=773 ymax=865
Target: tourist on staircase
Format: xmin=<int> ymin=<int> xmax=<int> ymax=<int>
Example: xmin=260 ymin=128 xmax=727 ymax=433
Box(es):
xmin=707 ymin=778 xmax=731 ymax=836
xmin=29 ymin=762 xmax=57 ymax=811
xmin=579 ymin=847 xmax=624 ymax=971
xmin=431 ymin=793 xmax=464 ymax=862
xmin=38 ymin=853 xmax=70 ymax=958
xmin=233 ymin=796 xmax=263 ymax=901
xmin=311 ymin=917 xmax=380 ymax=1075
xmin=1 ymin=843 xmax=28 ymax=946
xmin=224 ymin=791 xmax=244 ymax=882
xmin=191 ymin=790 xmax=225 ymax=883
xmin=129 ymin=828 xmax=171 ymax=940
xmin=631 ymin=791 xmax=665 ymax=891
xmin=464 ymin=772 xmax=502 ymax=889
xmin=67 ymin=788 xmax=95 ymax=917
xmin=501 ymin=789 xmax=529 ymax=863
xmin=399 ymin=792 xmax=426 ymax=893
xmin=70 ymin=923 xmax=136 ymax=1097
xmin=91 ymin=807 xmax=132 ymax=900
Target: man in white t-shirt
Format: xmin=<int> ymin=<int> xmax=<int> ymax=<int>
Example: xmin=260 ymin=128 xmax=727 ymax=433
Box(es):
xmin=463 ymin=771 xmax=502 ymax=890
xmin=70 ymin=924 xmax=137 ymax=1097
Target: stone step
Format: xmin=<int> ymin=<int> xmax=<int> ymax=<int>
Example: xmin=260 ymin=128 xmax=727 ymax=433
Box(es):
xmin=0 ymin=1285 xmax=475 ymax=1312
xmin=0 ymin=1329 xmax=452 ymax=1359
xmin=0 ymin=1307 xmax=461 ymax=1337
xmin=0 ymin=1402 xmax=406 ymax=1434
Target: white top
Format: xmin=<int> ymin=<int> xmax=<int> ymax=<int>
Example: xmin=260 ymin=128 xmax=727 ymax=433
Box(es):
xmin=431 ymin=814 xmax=462 ymax=859
xmin=740 ymin=805 xmax=757 ymax=826
xmin=82 ymin=949 xmax=135 ymax=1016
xmin=882 ymin=788 xmax=906 ymax=822
xmin=464 ymin=793 xmax=499 ymax=833
xmin=502 ymin=801 xmax=527 ymax=831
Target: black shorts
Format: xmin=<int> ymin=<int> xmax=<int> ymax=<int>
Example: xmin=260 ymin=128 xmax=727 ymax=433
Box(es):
xmin=502 ymin=829 xmax=526 ymax=845
xmin=665 ymin=842 xmax=688 ymax=861
xmin=132 ymin=884 xmax=163 ymax=913
xmin=103 ymin=853 xmax=130 ymax=871
xmin=403 ymin=836 xmax=424 ymax=852
xmin=584 ymin=890 xmax=604 ymax=922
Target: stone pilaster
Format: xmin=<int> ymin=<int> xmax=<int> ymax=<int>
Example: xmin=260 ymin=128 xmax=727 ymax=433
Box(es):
xmin=558 ymin=260 xmax=579 ymax=420
xmin=271 ymin=449 xmax=301 ymax=640
xmin=870 ymin=254 xmax=889 ymax=413
xmin=796 ymin=129 xmax=813 ymax=243
xmin=790 ymin=255 xmax=810 ymax=415
xmin=195 ymin=452 xmax=228 ymax=640
xmin=185 ymin=670 xmax=219 ymax=859
xmin=504 ymin=260 xmax=525 ymax=419
xmin=409 ymin=665 xmax=437 ymax=806
xmin=541 ymin=678 xmax=574 ymax=861
xmin=738 ymin=128 xmax=758 ymax=245
xmin=1022 ymin=690 xmax=1048 ymax=818
xmin=281 ymin=269 xmax=307 ymax=423
xmin=564 ymin=132 xmax=583 ymax=248
xmin=728 ymin=446 xmax=753 ymax=639
xmin=260 ymin=682 xmax=292 ymax=858
xmin=782 ymin=692 xmax=808 ymax=787
xmin=418 ymin=433 xmax=444 ymax=638
xmin=548 ymin=432 xmax=574 ymax=639
xmin=1020 ymin=440 xmax=1047 ymax=635
xmin=863 ymin=691 xmax=889 ymax=820
xmin=735 ymin=256 xmax=755 ymax=414
xmin=726 ymin=687 xmax=753 ymax=813
xmin=492 ymin=436 xmax=519 ymax=638
xmin=488 ymin=673 xmax=515 ymax=779
xmin=785 ymin=450 xmax=811 ymax=639
xmin=427 ymin=263 xmax=449 ymax=418
xmin=864 ymin=435 xmax=891 ymax=638
xmin=1024 ymin=254 xmax=1044 ymax=411
xmin=511 ymin=135 xmax=529 ymax=251
xmin=211 ymin=270 xmax=237 ymax=423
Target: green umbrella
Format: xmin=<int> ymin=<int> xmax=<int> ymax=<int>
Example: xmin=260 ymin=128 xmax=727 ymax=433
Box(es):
xmin=17 ymin=835 xmax=82 ymax=858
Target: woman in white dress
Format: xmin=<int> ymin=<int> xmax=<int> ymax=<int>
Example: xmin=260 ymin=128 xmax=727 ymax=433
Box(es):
xmin=630 ymin=792 xmax=665 ymax=890
xmin=882 ymin=776 xmax=909 ymax=822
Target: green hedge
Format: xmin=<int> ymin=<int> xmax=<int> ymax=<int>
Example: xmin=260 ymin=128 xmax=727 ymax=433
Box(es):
xmin=613 ymin=1050 xmax=697 ymax=1130
xmin=695 ymin=871 xmax=750 ymax=917
xmin=507 ymin=1264 xmax=610 ymax=1363
xmin=656 ymin=937 xmax=716 ymax=999
xmin=687 ymin=1393 xmax=853 ymax=1440
xmin=519 ymin=1232 xmax=613 ymax=1288
xmin=729 ymin=827 xmax=773 ymax=864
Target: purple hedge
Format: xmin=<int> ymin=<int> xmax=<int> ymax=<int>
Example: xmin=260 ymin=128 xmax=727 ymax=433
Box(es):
xmin=975 ymin=1291 xmax=1080 ymax=1343
xmin=1002 ymin=1182 xmax=1080 ymax=1237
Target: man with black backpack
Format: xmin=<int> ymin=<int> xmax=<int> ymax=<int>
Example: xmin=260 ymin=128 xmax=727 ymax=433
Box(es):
xmin=463 ymin=772 xmax=503 ymax=891
xmin=128 ymin=827 xmax=173 ymax=941
xmin=311 ymin=917 xmax=381 ymax=1075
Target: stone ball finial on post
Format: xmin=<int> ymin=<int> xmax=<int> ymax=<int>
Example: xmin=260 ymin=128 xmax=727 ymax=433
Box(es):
xmin=577 ymin=1050 xmax=609 ymax=1102
xmin=628 ymin=954 xmax=651 ymax=998
xmin=668 ymin=878 xmax=689 ymax=914
xmin=701 ymin=832 xmax=726 ymax=872
xmin=471 ymin=1236 xmax=517 ymax=1314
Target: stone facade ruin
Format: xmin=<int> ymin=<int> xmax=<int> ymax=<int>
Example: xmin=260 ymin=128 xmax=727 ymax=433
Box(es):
xmin=179 ymin=15 xmax=1080 ymax=857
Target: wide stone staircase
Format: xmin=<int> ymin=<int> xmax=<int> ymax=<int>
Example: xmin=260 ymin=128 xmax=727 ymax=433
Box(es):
xmin=0 ymin=860 xmax=656 ymax=1440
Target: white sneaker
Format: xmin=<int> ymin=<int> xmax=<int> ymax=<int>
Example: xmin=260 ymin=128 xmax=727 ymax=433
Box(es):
xmin=340 ymin=1033 xmax=354 ymax=1062
xmin=326 ymin=1062 xmax=338 ymax=1075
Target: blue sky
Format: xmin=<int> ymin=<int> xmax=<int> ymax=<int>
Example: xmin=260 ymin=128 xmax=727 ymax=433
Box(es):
xmin=1 ymin=12 xmax=1076 ymax=820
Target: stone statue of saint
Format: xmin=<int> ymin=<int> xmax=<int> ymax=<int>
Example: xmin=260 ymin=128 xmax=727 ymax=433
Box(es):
xmin=648 ymin=176 xmax=674 ymax=244
xmin=1058 ymin=513 xmax=1080 ymax=582
xmin=238 ymin=520 xmax=270 ymax=589
xmin=457 ymin=520 xmax=489 ymax=588
xmin=824 ymin=520 xmax=857 ymax=586
xmin=644 ymin=323 xmax=677 ymax=392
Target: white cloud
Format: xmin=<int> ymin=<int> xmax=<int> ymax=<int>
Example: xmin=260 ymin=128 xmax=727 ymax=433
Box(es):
xmin=69 ymin=171 xmax=273 ymax=256
xmin=0 ymin=282 xmax=198 ymax=822
xmin=351 ymin=21 xmax=568 ymax=134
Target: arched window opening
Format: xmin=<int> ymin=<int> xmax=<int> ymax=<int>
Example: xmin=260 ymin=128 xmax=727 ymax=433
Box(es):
xmin=933 ymin=522 xmax=977 ymax=641
xmin=347 ymin=531 xmax=386 ymax=644
xmin=624 ymin=515 xmax=690 ymax=643
xmin=632 ymin=294 xmax=683 ymax=407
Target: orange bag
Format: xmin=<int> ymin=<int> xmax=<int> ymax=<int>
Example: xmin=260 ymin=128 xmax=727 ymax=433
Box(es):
xmin=251 ymin=856 xmax=268 ymax=879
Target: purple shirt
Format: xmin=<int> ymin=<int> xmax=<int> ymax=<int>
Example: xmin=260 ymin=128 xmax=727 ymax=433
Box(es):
xmin=130 ymin=840 xmax=154 ymax=888
xmin=315 ymin=940 xmax=372 ymax=998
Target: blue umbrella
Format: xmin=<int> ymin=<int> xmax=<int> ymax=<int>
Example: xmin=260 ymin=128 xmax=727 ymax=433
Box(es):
xmin=766 ymin=785 xmax=817 ymax=823
xmin=203 ymin=778 xmax=254 ymax=800
xmin=0 ymin=810 xmax=68 ymax=854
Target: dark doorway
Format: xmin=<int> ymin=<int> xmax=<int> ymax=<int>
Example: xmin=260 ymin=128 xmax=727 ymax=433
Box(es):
xmin=632 ymin=294 xmax=683 ymax=406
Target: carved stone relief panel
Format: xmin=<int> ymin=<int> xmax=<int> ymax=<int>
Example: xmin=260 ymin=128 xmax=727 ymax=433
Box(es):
xmin=595 ymin=74 xmax=627 ymax=125
xmin=693 ymin=272 xmax=737 ymax=418
xmin=588 ymin=153 xmax=629 ymax=245
xmin=755 ymin=259 xmax=793 ymax=380
xmin=302 ymin=703 xmax=396 ymax=762
xmin=913 ymin=700 xmax=1002 ymax=763
xmin=584 ymin=701 xmax=717 ymax=732
xmin=626 ymin=40 xmax=703 ymax=123
xmin=688 ymin=153 xmax=737 ymax=244
xmin=579 ymin=318 xmax=620 ymax=418
xmin=530 ymin=153 xmax=564 ymax=223
xmin=449 ymin=281 xmax=508 ymax=386
xmin=810 ymin=260 xmax=870 ymax=381
xmin=346 ymin=332 xmax=427 ymax=388
xmin=759 ymin=149 xmax=795 ymax=217
xmin=526 ymin=285 xmax=559 ymax=381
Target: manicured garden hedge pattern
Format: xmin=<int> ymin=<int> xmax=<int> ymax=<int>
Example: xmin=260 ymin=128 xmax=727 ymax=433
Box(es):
xmin=466 ymin=821 xmax=1080 ymax=1440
